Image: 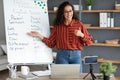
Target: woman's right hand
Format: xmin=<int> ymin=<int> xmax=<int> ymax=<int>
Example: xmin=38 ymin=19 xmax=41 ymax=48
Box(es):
xmin=27 ymin=31 xmax=44 ymax=40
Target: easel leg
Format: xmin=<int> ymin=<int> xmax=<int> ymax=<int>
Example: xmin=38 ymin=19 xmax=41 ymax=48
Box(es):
xmin=47 ymin=64 xmax=51 ymax=74
xmin=7 ymin=64 xmax=17 ymax=78
xmin=48 ymin=64 xmax=51 ymax=71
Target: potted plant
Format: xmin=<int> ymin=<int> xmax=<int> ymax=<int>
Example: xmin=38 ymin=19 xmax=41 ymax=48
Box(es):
xmin=99 ymin=62 xmax=117 ymax=80
xmin=85 ymin=0 xmax=94 ymax=10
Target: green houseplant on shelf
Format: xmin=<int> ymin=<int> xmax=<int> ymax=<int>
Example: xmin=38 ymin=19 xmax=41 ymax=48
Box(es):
xmin=85 ymin=0 xmax=94 ymax=10
xmin=99 ymin=62 xmax=117 ymax=80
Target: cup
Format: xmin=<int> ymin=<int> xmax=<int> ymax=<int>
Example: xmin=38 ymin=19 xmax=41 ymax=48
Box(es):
xmin=21 ymin=66 xmax=30 ymax=75
xmin=94 ymin=39 xmax=98 ymax=43
xmin=53 ymin=7 xmax=58 ymax=11
xmin=73 ymin=5 xmax=79 ymax=10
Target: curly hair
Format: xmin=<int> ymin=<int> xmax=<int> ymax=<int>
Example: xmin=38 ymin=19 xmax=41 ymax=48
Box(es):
xmin=53 ymin=1 xmax=79 ymax=26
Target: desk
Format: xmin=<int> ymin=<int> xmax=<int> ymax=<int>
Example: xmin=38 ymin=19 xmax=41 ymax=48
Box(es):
xmin=7 ymin=73 xmax=115 ymax=80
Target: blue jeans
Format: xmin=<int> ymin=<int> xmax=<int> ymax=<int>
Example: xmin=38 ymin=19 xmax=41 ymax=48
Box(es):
xmin=55 ymin=50 xmax=82 ymax=72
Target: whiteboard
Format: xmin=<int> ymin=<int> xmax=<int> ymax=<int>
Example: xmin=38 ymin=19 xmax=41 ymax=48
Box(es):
xmin=3 ymin=0 xmax=53 ymax=64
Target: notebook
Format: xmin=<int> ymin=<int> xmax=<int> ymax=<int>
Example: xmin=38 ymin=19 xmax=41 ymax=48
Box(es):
xmin=50 ymin=64 xmax=80 ymax=79
xmin=19 ymin=73 xmax=38 ymax=79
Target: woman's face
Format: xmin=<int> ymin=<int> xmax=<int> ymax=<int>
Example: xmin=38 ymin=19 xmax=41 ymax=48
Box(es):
xmin=63 ymin=5 xmax=73 ymax=21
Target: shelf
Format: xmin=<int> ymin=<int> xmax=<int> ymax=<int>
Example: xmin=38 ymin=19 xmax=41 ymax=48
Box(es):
xmin=97 ymin=58 xmax=120 ymax=64
xmin=82 ymin=58 xmax=120 ymax=64
xmin=80 ymin=10 xmax=120 ymax=13
xmin=86 ymin=27 xmax=120 ymax=30
xmin=48 ymin=10 xmax=81 ymax=13
xmin=51 ymin=26 xmax=120 ymax=30
xmin=91 ymin=43 xmax=120 ymax=47
xmin=48 ymin=10 xmax=56 ymax=13
xmin=48 ymin=10 xmax=120 ymax=13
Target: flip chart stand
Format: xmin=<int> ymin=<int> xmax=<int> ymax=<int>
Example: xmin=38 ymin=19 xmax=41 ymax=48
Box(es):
xmin=7 ymin=64 xmax=17 ymax=78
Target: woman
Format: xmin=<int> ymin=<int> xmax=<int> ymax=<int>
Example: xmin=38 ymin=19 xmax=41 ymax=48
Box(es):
xmin=27 ymin=1 xmax=93 ymax=72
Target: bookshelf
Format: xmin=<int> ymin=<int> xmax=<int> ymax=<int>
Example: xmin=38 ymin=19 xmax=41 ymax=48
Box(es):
xmin=80 ymin=0 xmax=120 ymax=76
xmin=80 ymin=1 xmax=120 ymax=46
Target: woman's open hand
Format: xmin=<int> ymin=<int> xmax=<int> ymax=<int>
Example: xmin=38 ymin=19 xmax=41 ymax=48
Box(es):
xmin=27 ymin=31 xmax=40 ymax=37
xmin=27 ymin=31 xmax=44 ymax=40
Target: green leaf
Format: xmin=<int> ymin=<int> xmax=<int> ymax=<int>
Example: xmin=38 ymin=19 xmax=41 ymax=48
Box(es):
xmin=99 ymin=62 xmax=117 ymax=76
xmin=85 ymin=0 xmax=94 ymax=6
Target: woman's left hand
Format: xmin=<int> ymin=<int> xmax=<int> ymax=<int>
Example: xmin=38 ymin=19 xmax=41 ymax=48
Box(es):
xmin=74 ymin=30 xmax=84 ymax=38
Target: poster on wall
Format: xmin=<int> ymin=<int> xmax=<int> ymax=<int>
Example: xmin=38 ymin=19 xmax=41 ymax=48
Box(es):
xmin=3 ymin=0 xmax=53 ymax=64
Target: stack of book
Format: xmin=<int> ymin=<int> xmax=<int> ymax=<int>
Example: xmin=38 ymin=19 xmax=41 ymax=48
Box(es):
xmin=99 ymin=12 xmax=114 ymax=28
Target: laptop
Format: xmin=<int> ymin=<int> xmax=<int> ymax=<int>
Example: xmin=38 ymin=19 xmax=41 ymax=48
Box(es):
xmin=50 ymin=64 xmax=80 ymax=79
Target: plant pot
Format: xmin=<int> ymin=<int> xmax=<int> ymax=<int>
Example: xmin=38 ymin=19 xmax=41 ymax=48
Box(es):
xmin=88 ymin=6 xmax=92 ymax=10
xmin=104 ymin=75 xmax=110 ymax=80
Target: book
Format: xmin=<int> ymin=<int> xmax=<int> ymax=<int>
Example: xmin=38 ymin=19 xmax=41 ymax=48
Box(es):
xmin=110 ymin=13 xmax=114 ymax=27
xmin=99 ymin=12 xmax=104 ymax=27
xmin=103 ymin=12 xmax=108 ymax=27
xmin=32 ymin=70 xmax=51 ymax=77
xmin=107 ymin=13 xmax=111 ymax=27
xmin=19 ymin=73 xmax=38 ymax=79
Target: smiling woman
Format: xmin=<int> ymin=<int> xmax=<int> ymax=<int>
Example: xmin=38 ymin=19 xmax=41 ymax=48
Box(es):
xmin=28 ymin=1 xmax=93 ymax=73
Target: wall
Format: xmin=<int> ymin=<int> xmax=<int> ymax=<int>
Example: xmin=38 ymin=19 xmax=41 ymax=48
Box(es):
xmin=48 ymin=0 xmax=120 ymax=76
xmin=0 ymin=0 xmax=5 ymax=43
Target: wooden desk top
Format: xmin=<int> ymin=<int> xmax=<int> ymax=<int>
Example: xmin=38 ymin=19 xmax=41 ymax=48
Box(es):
xmin=7 ymin=73 xmax=116 ymax=80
